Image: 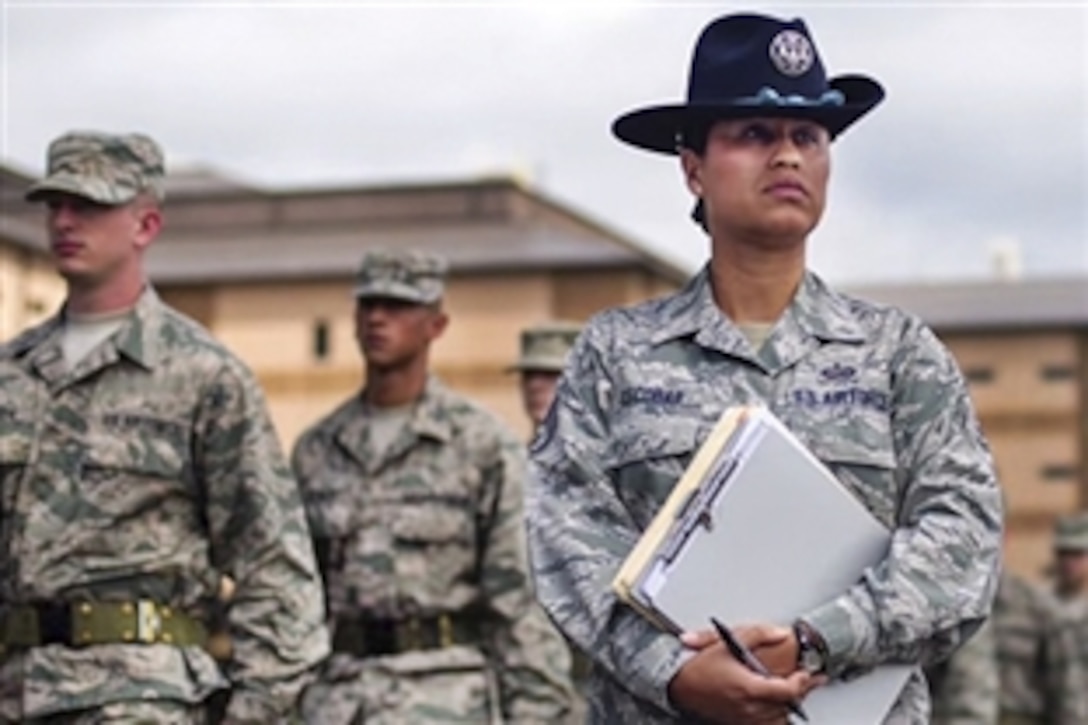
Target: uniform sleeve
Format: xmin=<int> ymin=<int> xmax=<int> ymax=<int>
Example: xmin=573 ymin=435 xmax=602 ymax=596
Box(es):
xmin=195 ymin=362 xmax=330 ymax=722
xmin=476 ymin=431 xmax=575 ymax=722
xmin=526 ymin=323 xmax=693 ymax=717
xmin=928 ymin=618 xmax=999 ymax=725
xmin=1043 ymin=604 xmax=1088 ymax=725
xmin=801 ymin=321 xmax=1004 ymax=675
xmin=289 ymin=427 xmax=341 ymax=595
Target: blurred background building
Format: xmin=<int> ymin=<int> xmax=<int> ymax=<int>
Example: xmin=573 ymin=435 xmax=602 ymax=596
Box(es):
xmin=0 ymin=163 xmax=685 ymax=444
xmin=2 ymin=160 xmax=1085 ymax=582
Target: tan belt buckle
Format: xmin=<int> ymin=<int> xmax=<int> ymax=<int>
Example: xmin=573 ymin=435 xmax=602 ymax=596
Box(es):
xmin=135 ymin=601 xmax=163 ymax=644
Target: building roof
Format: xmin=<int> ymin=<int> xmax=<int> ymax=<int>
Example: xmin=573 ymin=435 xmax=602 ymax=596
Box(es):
xmin=161 ymin=165 xmax=259 ymax=197
xmin=4 ymin=158 xmax=1085 ymax=331
xmin=0 ymin=164 xmax=45 ymax=255
xmin=0 ymin=162 xmax=688 ymax=284
xmin=845 ymin=277 xmax=1088 ymax=331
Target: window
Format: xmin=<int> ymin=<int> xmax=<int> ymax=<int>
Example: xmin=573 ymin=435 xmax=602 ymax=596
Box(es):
xmin=963 ymin=366 xmax=995 ymax=384
xmin=1039 ymin=364 xmax=1076 ymax=382
xmin=1041 ymin=464 xmax=1079 ymax=482
xmin=312 ymin=319 xmax=330 ymax=361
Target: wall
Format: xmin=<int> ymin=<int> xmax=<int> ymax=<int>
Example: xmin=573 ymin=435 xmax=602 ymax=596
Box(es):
xmin=943 ymin=331 xmax=1085 ymax=582
xmin=160 ymin=266 xmax=668 ymax=448
xmin=0 ymin=243 xmax=65 ymax=341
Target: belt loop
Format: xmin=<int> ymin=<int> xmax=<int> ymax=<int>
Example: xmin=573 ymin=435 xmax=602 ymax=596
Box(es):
xmin=438 ymin=613 xmax=453 ymax=647
xmin=406 ymin=617 xmax=422 ymax=650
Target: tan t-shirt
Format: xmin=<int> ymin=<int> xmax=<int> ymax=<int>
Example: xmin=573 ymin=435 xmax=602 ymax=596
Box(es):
xmin=366 ymin=402 xmax=414 ymax=454
xmin=62 ymin=309 xmax=131 ymax=370
xmin=736 ymin=322 xmax=775 ymax=352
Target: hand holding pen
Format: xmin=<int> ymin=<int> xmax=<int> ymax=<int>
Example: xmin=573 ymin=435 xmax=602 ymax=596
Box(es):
xmin=669 ymin=621 xmax=821 ymax=723
xmin=710 ymin=617 xmax=810 ymax=722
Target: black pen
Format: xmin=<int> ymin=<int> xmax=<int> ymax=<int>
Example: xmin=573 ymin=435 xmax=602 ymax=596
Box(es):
xmin=710 ymin=616 xmax=809 ymax=722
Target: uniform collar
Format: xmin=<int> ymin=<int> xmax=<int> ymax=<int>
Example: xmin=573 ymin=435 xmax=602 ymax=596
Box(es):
xmin=7 ymin=286 xmax=164 ymax=386
xmin=649 ymin=266 xmax=866 ymax=372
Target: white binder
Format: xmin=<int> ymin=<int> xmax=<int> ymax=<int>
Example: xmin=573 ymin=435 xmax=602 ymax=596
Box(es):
xmin=614 ymin=405 xmax=912 ymax=724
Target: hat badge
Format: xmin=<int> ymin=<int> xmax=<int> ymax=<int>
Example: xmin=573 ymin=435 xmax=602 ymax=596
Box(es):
xmin=769 ymin=29 xmax=814 ymax=77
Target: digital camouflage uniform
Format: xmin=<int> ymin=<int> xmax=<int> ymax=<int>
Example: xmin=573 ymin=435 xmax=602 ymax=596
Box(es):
xmin=527 ymin=268 xmax=1003 ymax=724
xmin=926 ymin=618 xmax=999 ymax=725
xmin=993 ymin=572 xmax=1086 ymax=725
xmin=0 ymin=132 xmax=329 ymax=724
xmin=1049 ymin=512 xmax=1088 ymax=725
xmin=507 ymin=322 xmax=584 ymax=378
xmin=292 ymin=251 xmax=573 ymax=724
xmin=510 ymin=321 xmax=590 ymax=725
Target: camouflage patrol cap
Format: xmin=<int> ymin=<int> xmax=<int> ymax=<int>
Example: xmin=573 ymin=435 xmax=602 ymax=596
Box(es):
xmin=25 ymin=131 xmax=166 ymax=206
xmin=507 ymin=321 xmax=583 ymax=373
xmin=353 ymin=249 xmax=448 ymax=304
xmin=1054 ymin=511 xmax=1088 ymax=552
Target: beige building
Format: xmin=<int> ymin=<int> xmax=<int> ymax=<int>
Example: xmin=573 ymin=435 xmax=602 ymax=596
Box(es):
xmin=850 ymin=278 xmax=1088 ymax=581
xmin=4 ymin=159 xmax=1085 ymax=582
xmin=0 ymin=164 xmax=686 ymax=445
xmin=0 ymin=167 xmax=66 ymax=339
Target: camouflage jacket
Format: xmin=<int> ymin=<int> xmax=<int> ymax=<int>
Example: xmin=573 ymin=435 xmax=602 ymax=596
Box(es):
xmin=0 ymin=289 xmax=329 ymax=722
xmin=291 ymin=377 xmax=573 ymax=722
xmin=994 ymin=575 xmax=1087 ymax=723
xmin=527 ymin=268 xmax=1004 ymax=724
xmin=926 ymin=617 xmax=998 ymax=724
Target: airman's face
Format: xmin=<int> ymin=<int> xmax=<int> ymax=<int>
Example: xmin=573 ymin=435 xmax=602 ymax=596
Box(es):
xmin=1056 ymin=549 xmax=1088 ymax=593
xmin=42 ymin=192 xmax=159 ymax=286
xmin=681 ymin=116 xmax=830 ymax=245
xmin=354 ymin=297 xmax=447 ymax=370
xmin=520 ymin=370 xmax=561 ymax=428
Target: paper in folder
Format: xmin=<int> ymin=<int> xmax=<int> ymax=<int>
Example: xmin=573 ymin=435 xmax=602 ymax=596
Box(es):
xmin=612 ymin=405 xmax=912 ymax=724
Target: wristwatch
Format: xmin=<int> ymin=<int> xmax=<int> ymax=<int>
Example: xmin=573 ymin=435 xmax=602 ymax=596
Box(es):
xmin=793 ymin=620 xmax=828 ymax=675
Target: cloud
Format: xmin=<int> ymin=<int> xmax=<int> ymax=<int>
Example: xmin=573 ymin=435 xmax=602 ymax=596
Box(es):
xmin=3 ymin=3 xmax=1085 ymax=284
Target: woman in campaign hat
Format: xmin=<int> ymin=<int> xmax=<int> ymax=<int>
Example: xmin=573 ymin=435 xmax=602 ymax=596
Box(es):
xmin=614 ymin=12 xmax=883 ymax=233
xmin=527 ymin=11 xmax=1002 ymax=725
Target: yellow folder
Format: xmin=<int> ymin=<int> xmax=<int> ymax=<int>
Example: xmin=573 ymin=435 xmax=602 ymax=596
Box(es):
xmin=610 ymin=404 xmax=755 ymax=632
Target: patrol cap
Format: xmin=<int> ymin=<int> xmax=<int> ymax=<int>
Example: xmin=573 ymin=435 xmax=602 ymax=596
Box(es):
xmin=25 ymin=131 xmax=166 ymax=206
xmin=507 ymin=321 xmax=582 ymax=373
xmin=1053 ymin=511 xmax=1088 ymax=553
xmin=353 ymin=249 xmax=448 ymax=304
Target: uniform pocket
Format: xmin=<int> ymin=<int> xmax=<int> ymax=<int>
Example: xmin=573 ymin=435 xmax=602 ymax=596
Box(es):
xmin=83 ymin=433 xmax=186 ymax=479
xmin=301 ymin=473 xmax=357 ymax=539
xmin=604 ymin=419 xmax=702 ymax=530
xmin=72 ymin=433 xmax=194 ymax=563
xmin=800 ymin=427 xmax=900 ymax=530
xmin=391 ymin=499 xmax=476 ymax=607
xmin=391 ymin=502 xmax=471 ymax=545
xmin=379 ymin=648 xmax=493 ymax=724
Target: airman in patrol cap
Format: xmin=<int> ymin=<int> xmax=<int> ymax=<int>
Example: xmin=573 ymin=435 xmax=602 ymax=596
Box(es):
xmin=0 ymin=130 xmax=329 ymax=723
xmin=993 ymin=570 xmax=1087 ymax=725
xmin=507 ymin=320 xmax=590 ymax=724
xmin=526 ymin=11 xmax=1003 ymax=724
xmin=1053 ymin=511 xmax=1088 ymax=604
xmin=508 ymin=321 xmax=582 ymax=432
xmin=1051 ymin=511 xmax=1088 ymax=720
xmin=926 ymin=617 xmax=999 ymax=725
xmin=292 ymin=248 xmax=574 ymax=723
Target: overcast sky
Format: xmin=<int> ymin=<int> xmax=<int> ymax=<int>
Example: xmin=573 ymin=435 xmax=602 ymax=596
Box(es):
xmin=2 ymin=1 xmax=1086 ymax=284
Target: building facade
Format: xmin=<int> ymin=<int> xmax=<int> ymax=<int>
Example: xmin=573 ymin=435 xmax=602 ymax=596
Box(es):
xmin=3 ymin=160 xmax=1085 ymax=582
xmin=848 ymin=278 xmax=1088 ymax=580
xmin=1 ymin=166 xmax=685 ymax=445
xmin=0 ymin=167 xmax=66 ymax=340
